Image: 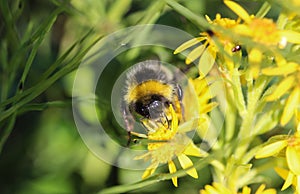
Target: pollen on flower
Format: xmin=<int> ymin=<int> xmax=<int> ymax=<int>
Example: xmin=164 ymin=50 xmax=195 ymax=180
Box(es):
xmin=147 ymin=134 xmax=191 ymax=164
xmin=134 ymin=104 xmax=205 ymax=186
xmin=174 ymin=13 xmax=239 ymax=72
xmin=207 ymin=13 xmax=239 ymax=29
xmin=249 ymin=18 xmax=280 ymax=45
xmin=288 ymin=131 xmax=300 ymax=149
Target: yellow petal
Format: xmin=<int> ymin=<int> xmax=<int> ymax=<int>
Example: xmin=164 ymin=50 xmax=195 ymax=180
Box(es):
xmin=183 ymin=142 xmax=203 ymax=157
xmin=134 ymin=152 xmax=150 ymax=160
xmin=286 ymin=146 xmax=300 ymax=175
xmin=275 ymin=167 xmax=289 ymax=179
xmin=265 ymin=76 xmax=295 ymax=101
xmin=205 ymin=15 xmax=212 ymax=23
xmin=224 ymin=0 xmax=251 ymax=23
xmin=200 ymin=102 xmax=219 ymax=114
xmin=198 ymin=87 xmax=212 ymax=104
xmin=275 ymin=167 xmax=298 ymax=189
xmin=203 ymin=184 xmax=218 ymax=193
xmin=233 ymin=24 xmax=251 ymax=36
xmin=191 ymin=77 xmax=208 ymax=96
xmin=142 ymin=162 xmax=158 ymax=179
xmin=261 ymin=188 xmax=277 ymax=194
xmin=213 ymin=182 xmax=232 ymax=194
xmin=256 ymin=184 xmax=266 ymax=193
xmin=242 ymin=186 xmax=251 ymax=194
xmin=280 ymin=30 xmax=300 ymax=44
xmin=185 ymin=44 xmax=206 ymax=64
xmin=249 ymin=48 xmax=262 ymax=64
xmin=281 ymin=171 xmax=294 ymax=190
xmin=255 ymin=184 xmax=276 ymax=194
xmin=174 ymin=37 xmax=205 ymax=54
xmin=262 ymin=62 xmax=299 ymax=76
xmin=297 ymin=176 xmax=300 ymax=193
xmin=255 ymin=140 xmax=288 ymax=158
xmin=250 ymin=64 xmax=260 ymax=79
xmin=177 ymin=154 xmax=198 ymax=178
xmin=198 ymin=47 xmax=216 ymax=76
xmin=281 ymin=87 xmax=300 ymax=125
xmin=169 ymin=104 xmax=178 ymax=132
xmin=168 ymin=160 xmax=178 ymax=187
xmin=178 ymin=118 xmax=206 ymax=133
xmin=297 ymin=111 xmax=300 ymax=132
xmin=275 ymin=54 xmax=287 ymax=67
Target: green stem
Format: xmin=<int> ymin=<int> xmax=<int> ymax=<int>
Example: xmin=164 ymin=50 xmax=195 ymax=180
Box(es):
xmin=235 ymin=76 xmax=268 ymax=158
xmin=164 ymin=0 xmax=209 ymax=30
xmin=0 ymin=113 xmax=16 ymax=153
xmin=98 ymin=155 xmax=213 ymax=194
xmin=256 ymin=1 xmax=271 ymax=18
xmin=231 ymin=69 xmax=246 ymax=117
xmin=0 ymin=36 xmax=99 ymax=153
xmin=17 ymin=101 xmax=71 ymax=115
xmin=225 ymin=92 xmax=237 ymax=142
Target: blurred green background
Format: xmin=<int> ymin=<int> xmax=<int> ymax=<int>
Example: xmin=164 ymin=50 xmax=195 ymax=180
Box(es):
xmin=0 ymin=0 xmax=282 ymax=193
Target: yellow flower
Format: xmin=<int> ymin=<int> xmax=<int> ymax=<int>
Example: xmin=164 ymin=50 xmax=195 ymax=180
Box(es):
xmin=187 ymin=76 xmax=218 ymax=139
xmin=224 ymin=0 xmax=300 ymax=78
xmin=134 ymin=105 xmax=206 ymax=187
xmin=274 ymin=167 xmax=299 ymax=192
xmin=239 ymin=184 xmax=276 ymax=194
xmin=255 ymin=115 xmax=300 ymax=191
xmin=224 ymin=0 xmax=300 ymax=45
xmin=190 ymin=77 xmax=218 ymax=115
xmin=262 ymin=58 xmax=300 ymax=125
xmin=200 ymin=182 xmax=276 ymax=194
xmin=174 ymin=13 xmax=240 ymax=74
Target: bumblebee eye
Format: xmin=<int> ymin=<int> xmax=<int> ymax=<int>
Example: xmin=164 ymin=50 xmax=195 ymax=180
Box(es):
xmin=150 ymin=100 xmax=162 ymax=109
xmin=147 ymin=100 xmax=165 ymax=119
xmin=175 ymin=84 xmax=183 ymax=100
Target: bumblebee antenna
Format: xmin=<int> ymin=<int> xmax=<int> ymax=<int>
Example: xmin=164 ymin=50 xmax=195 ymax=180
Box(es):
xmin=160 ymin=113 xmax=170 ymax=129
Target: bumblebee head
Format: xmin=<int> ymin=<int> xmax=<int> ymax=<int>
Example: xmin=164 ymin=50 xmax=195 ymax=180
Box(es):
xmin=130 ymin=94 xmax=171 ymax=120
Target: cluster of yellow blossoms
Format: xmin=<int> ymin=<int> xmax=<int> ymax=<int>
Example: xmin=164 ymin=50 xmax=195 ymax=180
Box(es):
xmin=255 ymin=112 xmax=300 ymax=193
xmin=134 ymin=105 xmax=206 ymax=187
xmin=133 ymin=0 xmax=300 ymax=193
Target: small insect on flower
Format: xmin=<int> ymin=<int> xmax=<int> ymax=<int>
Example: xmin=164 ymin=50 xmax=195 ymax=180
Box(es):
xmin=121 ymin=60 xmax=184 ymax=145
xmin=232 ymin=45 xmax=241 ymax=52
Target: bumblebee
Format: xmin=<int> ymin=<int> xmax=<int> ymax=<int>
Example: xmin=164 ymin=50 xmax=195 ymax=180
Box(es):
xmin=122 ymin=60 xmax=184 ymax=140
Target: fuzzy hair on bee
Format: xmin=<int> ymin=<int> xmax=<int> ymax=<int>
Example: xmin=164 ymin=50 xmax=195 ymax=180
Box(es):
xmin=121 ymin=60 xmax=183 ymax=143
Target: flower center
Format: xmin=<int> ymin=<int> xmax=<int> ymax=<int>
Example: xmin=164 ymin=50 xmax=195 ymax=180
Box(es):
xmin=148 ymin=134 xmax=191 ymax=164
xmin=288 ymin=132 xmax=300 ymax=149
xmin=249 ymin=18 xmax=280 ymax=45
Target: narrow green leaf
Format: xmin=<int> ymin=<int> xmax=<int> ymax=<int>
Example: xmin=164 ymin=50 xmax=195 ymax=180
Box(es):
xmin=255 ymin=1 xmax=271 ymax=18
xmin=0 ymin=114 xmax=17 ymax=154
xmin=253 ymin=110 xmax=278 ymax=135
xmin=108 ymin=0 xmax=132 ymax=22
xmin=98 ymin=155 xmax=213 ymax=194
xmin=17 ymin=101 xmax=70 ymax=115
xmin=164 ymin=0 xmax=209 ymax=30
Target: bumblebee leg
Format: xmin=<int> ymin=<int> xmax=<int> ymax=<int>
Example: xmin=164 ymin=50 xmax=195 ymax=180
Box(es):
xmin=122 ymin=105 xmax=135 ymax=146
xmin=140 ymin=118 xmax=158 ymax=132
xmin=127 ymin=131 xmax=132 ymax=147
xmin=130 ymin=131 xmax=148 ymax=138
xmin=160 ymin=113 xmax=169 ymax=129
xmin=123 ymin=108 xmax=134 ymax=132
